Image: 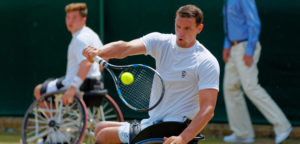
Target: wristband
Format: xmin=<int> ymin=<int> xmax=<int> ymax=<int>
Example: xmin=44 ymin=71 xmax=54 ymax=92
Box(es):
xmin=70 ymin=76 xmax=83 ymax=89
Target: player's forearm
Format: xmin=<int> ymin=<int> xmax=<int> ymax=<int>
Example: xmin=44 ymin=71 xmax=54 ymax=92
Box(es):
xmin=180 ymin=89 xmax=218 ymax=143
xmin=97 ymin=39 xmax=146 ymax=59
xmin=97 ymin=41 xmax=130 ymax=59
xmin=69 ymin=60 xmax=92 ymax=90
xmin=179 ymin=106 xmax=215 ymax=143
xmin=77 ymin=60 xmax=92 ymax=80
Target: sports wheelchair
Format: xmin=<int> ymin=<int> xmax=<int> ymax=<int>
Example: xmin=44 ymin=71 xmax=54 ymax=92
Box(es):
xmin=130 ymin=121 xmax=205 ymax=144
xmin=21 ymin=78 xmax=124 ymax=144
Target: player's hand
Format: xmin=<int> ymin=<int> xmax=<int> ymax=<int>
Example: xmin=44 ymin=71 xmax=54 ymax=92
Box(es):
xmin=243 ymin=54 xmax=253 ymax=67
xmin=223 ymin=48 xmax=231 ymax=63
xmin=62 ymin=86 xmax=76 ymax=105
xmin=163 ymin=136 xmax=186 ymax=144
xmin=82 ymin=46 xmax=99 ymax=63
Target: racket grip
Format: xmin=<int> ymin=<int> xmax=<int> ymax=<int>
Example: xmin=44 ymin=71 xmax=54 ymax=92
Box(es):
xmin=93 ymin=56 xmax=103 ymax=63
xmin=93 ymin=56 xmax=107 ymax=66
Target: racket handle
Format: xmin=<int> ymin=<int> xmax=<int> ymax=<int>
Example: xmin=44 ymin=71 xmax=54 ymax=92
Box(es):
xmin=93 ymin=56 xmax=103 ymax=63
xmin=93 ymin=56 xmax=107 ymax=66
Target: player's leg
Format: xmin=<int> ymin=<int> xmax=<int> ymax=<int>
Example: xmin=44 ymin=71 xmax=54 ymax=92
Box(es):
xmin=34 ymin=78 xmax=62 ymax=109
xmin=223 ymin=43 xmax=254 ymax=139
xmin=95 ymin=127 xmax=121 ymax=144
xmin=95 ymin=121 xmax=128 ymax=143
xmin=94 ymin=121 xmax=122 ymax=137
xmin=34 ymin=84 xmax=42 ymax=99
xmin=236 ymin=43 xmax=291 ymax=135
xmin=34 ymin=78 xmax=63 ymax=99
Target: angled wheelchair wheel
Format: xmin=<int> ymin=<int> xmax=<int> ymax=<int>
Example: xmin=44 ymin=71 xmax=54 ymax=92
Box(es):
xmin=135 ymin=138 xmax=164 ymax=144
xmin=131 ymin=122 xmax=205 ymax=144
xmin=135 ymin=136 xmax=204 ymax=144
xmin=21 ymin=90 xmax=87 ymax=144
xmin=84 ymin=92 xmax=124 ymax=143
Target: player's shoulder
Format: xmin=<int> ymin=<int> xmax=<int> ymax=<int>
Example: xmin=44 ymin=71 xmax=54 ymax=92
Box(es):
xmin=74 ymin=27 xmax=100 ymax=44
xmin=144 ymin=32 xmax=174 ymax=41
xmin=147 ymin=32 xmax=173 ymax=37
xmin=78 ymin=27 xmax=99 ymax=39
xmin=195 ymin=42 xmax=219 ymax=67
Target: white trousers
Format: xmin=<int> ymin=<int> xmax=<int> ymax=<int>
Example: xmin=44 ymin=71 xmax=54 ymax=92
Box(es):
xmin=223 ymin=42 xmax=291 ymax=138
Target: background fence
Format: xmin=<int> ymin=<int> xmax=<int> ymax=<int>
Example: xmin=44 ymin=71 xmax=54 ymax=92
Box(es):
xmin=1 ymin=0 xmax=299 ymax=125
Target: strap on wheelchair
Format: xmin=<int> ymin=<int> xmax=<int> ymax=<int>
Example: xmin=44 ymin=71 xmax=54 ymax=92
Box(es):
xmin=40 ymin=77 xmax=65 ymax=95
xmin=129 ymin=120 xmax=141 ymax=143
xmin=184 ymin=117 xmax=192 ymax=125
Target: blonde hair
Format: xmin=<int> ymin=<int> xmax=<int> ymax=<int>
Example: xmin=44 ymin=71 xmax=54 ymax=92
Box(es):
xmin=176 ymin=4 xmax=203 ymax=26
xmin=65 ymin=3 xmax=88 ymax=17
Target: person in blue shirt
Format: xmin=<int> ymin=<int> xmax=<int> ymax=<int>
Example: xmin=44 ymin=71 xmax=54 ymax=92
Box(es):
xmin=222 ymin=0 xmax=292 ymax=143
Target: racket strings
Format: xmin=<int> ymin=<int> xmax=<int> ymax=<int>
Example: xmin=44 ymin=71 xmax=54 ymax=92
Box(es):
xmin=118 ymin=67 xmax=163 ymax=110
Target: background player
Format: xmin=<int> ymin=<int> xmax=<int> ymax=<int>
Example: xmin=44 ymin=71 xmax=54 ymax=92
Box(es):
xmin=33 ymin=3 xmax=103 ymax=105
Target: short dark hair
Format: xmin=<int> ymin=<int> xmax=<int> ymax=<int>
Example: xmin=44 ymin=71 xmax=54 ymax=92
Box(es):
xmin=65 ymin=3 xmax=88 ymax=17
xmin=176 ymin=4 xmax=203 ymax=26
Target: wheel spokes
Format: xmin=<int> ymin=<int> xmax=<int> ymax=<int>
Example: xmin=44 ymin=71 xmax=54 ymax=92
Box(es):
xmin=23 ymin=93 xmax=86 ymax=144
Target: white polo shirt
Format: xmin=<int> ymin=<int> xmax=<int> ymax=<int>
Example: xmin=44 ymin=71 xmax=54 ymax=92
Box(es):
xmin=62 ymin=26 xmax=103 ymax=87
xmin=141 ymin=32 xmax=220 ymax=123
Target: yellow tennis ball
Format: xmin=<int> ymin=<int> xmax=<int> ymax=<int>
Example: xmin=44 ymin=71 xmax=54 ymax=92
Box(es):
xmin=121 ymin=72 xmax=134 ymax=85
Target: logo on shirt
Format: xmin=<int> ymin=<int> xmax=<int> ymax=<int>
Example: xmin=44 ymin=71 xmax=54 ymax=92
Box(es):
xmin=181 ymin=71 xmax=186 ymax=78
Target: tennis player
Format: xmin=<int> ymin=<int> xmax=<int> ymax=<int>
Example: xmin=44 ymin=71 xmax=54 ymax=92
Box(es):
xmin=33 ymin=3 xmax=103 ymax=106
xmin=83 ymin=4 xmax=220 ymax=144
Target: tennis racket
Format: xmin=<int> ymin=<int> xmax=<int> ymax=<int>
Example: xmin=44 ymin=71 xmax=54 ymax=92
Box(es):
xmin=93 ymin=56 xmax=165 ymax=112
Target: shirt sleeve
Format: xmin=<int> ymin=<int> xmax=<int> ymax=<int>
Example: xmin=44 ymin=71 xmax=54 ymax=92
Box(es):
xmin=240 ymin=0 xmax=261 ymax=56
xmin=223 ymin=5 xmax=231 ymax=49
xmin=224 ymin=36 xmax=231 ymax=49
xmin=140 ymin=32 xmax=165 ymax=59
xmin=197 ymin=58 xmax=220 ymax=91
xmin=73 ymin=38 xmax=89 ymax=64
xmin=95 ymin=35 xmax=104 ymax=48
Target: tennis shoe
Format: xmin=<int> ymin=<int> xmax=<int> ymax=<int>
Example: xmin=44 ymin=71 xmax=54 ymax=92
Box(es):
xmin=275 ymin=127 xmax=292 ymax=144
xmin=36 ymin=138 xmax=44 ymax=144
xmin=224 ymin=134 xmax=254 ymax=143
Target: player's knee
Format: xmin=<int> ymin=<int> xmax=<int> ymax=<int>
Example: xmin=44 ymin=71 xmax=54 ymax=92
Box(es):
xmin=94 ymin=121 xmax=110 ymax=137
xmin=34 ymin=84 xmax=42 ymax=99
xmin=243 ymin=83 xmax=259 ymax=95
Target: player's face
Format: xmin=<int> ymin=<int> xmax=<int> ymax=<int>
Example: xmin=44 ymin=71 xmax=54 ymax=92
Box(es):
xmin=175 ymin=16 xmax=203 ymax=48
xmin=66 ymin=11 xmax=86 ymax=34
